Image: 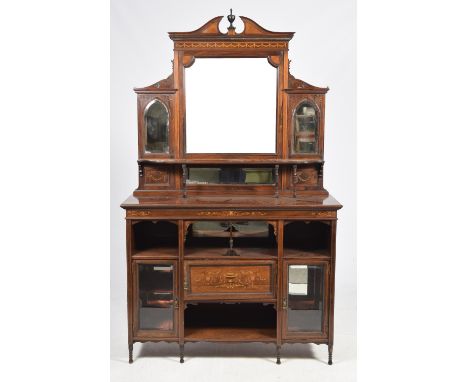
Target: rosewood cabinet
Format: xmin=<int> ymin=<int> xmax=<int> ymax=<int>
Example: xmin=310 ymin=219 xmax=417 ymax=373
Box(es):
xmin=121 ymin=12 xmax=342 ymax=365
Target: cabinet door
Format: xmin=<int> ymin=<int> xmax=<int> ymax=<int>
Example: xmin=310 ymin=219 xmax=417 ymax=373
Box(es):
xmin=282 ymin=261 xmax=329 ymax=339
xmin=133 ymin=260 xmax=178 ymax=338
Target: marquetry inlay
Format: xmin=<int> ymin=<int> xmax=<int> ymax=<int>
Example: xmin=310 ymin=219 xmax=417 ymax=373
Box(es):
xmin=297 ymin=168 xmax=318 ymax=185
xmin=188 ymin=265 xmax=272 ymax=294
xmin=127 ymin=210 xmax=151 ymax=217
xmin=175 ymin=41 xmax=287 ymax=49
xmin=145 ymin=167 xmax=168 ymax=184
xmin=196 ymin=211 xmax=268 ymax=217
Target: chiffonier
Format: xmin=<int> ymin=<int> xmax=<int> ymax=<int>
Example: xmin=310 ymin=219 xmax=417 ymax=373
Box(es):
xmin=120 ymin=11 xmax=342 ymax=365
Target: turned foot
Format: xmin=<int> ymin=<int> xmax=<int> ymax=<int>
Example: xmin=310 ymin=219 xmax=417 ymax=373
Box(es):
xmin=129 ymin=344 xmax=133 ymax=364
xmin=328 ymin=346 xmax=333 ymax=365
xmin=180 ymin=344 xmax=185 ymax=363
xmin=276 ymin=345 xmax=281 ymax=365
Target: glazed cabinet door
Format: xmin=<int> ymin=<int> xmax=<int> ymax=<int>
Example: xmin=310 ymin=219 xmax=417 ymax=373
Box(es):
xmin=282 ymin=260 xmax=329 ymax=339
xmin=133 ymin=260 xmax=178 ymax=338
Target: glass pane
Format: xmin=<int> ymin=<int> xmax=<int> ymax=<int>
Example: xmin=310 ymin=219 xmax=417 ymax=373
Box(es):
xmin=293 ymin=102 xmax=318 ymax=154
xmin=138 ymin=264 xmax=174 ymax=330
xmin=144 ymin=100 xmax=169 ymax=153
xmin=185 ymin=58 xmax=277 ymax=153
xmin=187 ymin=167 xmax=274 ymax=184
xmin=287 ymin=265 xmax=324 ymax=332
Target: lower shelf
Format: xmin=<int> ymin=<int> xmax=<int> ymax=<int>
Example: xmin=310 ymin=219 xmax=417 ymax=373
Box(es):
xmin=184 ymin=327 xmax=276 ymax=342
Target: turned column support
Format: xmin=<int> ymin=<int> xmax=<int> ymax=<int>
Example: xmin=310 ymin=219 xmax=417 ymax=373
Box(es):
xmin=182 ymin=164 xmax=187 ymax=198
xmin=274 ymin=165 xmax=280 ymax=198
xmin=276 ymin=345 xmax=281 ymax=365
xmin=180 ymin=343 xmax=185 ymax=363
xmin=129 ymin=343 xmax=133 ymax=364
xmin=292 ymin=164 xmax=298 ymax=198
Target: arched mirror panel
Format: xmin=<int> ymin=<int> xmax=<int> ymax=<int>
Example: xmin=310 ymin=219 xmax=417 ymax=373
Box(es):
xmin=144 ymin=99 xmax=169 ymax=153
xmin=292 ymin=101 xmax=319 ymax=154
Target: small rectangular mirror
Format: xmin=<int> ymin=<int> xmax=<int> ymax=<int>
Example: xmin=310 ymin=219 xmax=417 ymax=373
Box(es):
xmin=185 ymin=58 xmax=277 ymax=154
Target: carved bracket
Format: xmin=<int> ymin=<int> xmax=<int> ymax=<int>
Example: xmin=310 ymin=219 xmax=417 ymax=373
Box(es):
xmin=287 ymin=73 xmax=329 ymax=94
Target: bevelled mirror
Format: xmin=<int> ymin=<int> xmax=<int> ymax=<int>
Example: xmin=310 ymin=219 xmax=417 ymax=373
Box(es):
xmin=292 ymin=101 xmax=318 ymax=154
xmin=185 ymin=58 xmax=277 ymax=154
xmin=144 ymin=99 xmax=169 ymax=153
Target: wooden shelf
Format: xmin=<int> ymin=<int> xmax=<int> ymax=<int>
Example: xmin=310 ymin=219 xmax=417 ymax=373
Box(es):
xmin=184 ymin=327 xmax=276 ymax=342
xmin=283 ymin=248 xmax=330 ymax=258
xmin=138 ymin=158 xmax=323 ymax=165
xmin=133 ymin=247 xmax=179 ymax=259
xmin=184 ymin=246 xmax=277 ymax=259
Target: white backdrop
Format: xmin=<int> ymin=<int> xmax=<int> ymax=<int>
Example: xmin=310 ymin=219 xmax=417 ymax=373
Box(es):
xmin=111 ymin=1 xmax=356 ymax=381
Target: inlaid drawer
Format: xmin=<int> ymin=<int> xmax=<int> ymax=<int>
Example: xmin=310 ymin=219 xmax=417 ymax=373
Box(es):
xmin=184 ymin=260 xmax=276 ymax=300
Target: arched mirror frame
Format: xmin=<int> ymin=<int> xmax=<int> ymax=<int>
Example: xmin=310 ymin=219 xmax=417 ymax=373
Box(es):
xmin=143 ymin=98 xmax=170 ymax=154
xmin=135 ymin=85 xmax=176 ymax=159
xmin=170 ymin=16 xmax=293 ymax=161
xmin=290 ymin=99 xmax=321 ymax=156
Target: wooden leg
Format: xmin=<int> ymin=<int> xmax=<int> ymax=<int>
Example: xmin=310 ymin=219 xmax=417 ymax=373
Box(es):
xmin=276 ymin=345 xmax=281 ymax=365
xmin=328 ymin=344 xmax=333 ymax=365
xmin=180 ymin=343 xmax=185 ymax=364
xmin=129 ymin=343 xmax=133 ymax=364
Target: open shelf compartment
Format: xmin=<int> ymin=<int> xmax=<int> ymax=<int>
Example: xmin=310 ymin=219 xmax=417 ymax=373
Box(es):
xmin=184 ymin=221 xmax=278 ymax=259
xmin=184 ymin=302 xmax=277 ymax=342
xmin=284 ymin=221 xmax=331 ymax=257
xmin=133 ymin=220 xmax=179 ymax=258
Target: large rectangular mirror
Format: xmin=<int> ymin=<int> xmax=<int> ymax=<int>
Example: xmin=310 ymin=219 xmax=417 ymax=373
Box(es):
xmin=185 ymin=58 xmax=277 ymax=154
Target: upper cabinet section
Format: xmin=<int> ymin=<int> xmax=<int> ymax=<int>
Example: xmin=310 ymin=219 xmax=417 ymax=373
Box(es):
xmin=134 ymin=74 xmax=176 ymax=159
xmin=286 ymin=74 xmax=328 ymax=158
xmin=133 ymin=12 xmax=329 ymax=164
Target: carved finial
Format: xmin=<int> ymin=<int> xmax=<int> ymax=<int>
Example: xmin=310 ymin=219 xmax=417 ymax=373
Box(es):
xmin=227 ymin=9 xmax=236 ymax=35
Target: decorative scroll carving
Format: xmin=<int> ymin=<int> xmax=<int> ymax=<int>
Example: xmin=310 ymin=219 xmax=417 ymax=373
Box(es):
xmin=175 ymin=41 xmax=287 ymax=49
xmin=196 ymin=211 xmax=268 ymax=217
xmin=145 ymin=167 xmax=168 ymax=184
xmin=267 ymin=55 xmax=281 ymax=67
xmin=134 ymin=74 xmax=175 ymax=93
xmin=183 ymin=55 xmax=195 ymax=68
xmin=172 ymin=15 xmax=224 ymax=36
xmin=296 ymin=168 xmax=318 ymax=185
xmin=267 ymin=221 xmax=278 ymax=238
xmin=287 ymin=74 xmax=329 ymax=94
xmin=169 ymin=15 xmax=294 ymax=40
xmin=152 ymin=73 xmax=174 ymax=89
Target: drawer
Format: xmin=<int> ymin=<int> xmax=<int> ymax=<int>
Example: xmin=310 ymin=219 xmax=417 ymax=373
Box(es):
xmin=184 ymin=260 xmax=276 ymax=300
